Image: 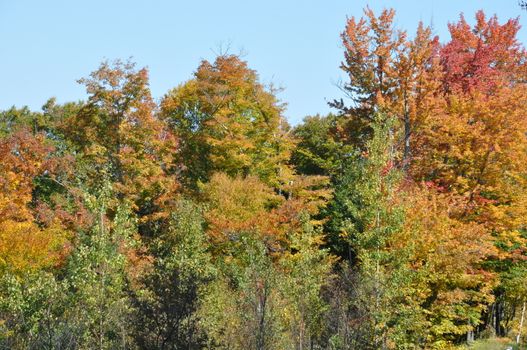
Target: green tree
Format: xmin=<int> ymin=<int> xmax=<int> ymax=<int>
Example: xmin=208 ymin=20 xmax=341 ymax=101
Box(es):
xmin=62 ymin=184 xmax=135 ymax=349
xmin=291 ymin=113 xmax=348 ymax=177
xmin=324 ymin=115 xmax=422 ymax=349
xmin=279 ymin=212 xmax=334 ymax=350
xmin=132 ymin=200 xmax=214 ymax=349
xmin=0 ymin=271 xmax=71 ymax=349
xmin=199 ymin=233 xmax=285 ymax=350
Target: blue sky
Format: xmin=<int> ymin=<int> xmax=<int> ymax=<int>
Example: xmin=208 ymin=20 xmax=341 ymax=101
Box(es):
xmin=1 ymin=0 xmax=525 ymax=125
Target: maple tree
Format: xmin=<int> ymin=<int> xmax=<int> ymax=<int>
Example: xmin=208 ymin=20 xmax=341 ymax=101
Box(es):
xmin=0 ymin=129 xmax=69 ymax=275
xmin=161 ymin=54 xmax=295 ymax=191
xmin=64 ymin=60 xmax=177 ymax=207
xmin=416 ymin=14 xmax=527 ymax=340
xmin=333 ymin=8 xmax=442 ymax=167
xmin=58 ymin=61 xmax=179 ymax=241
xmin=401 ymin=187 xmax=496 ymax=346
xmin=440 ymin=11 xmax=527 ymax=95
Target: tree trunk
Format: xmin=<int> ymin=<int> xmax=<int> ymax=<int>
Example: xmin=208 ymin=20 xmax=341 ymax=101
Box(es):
xmin=517 ymin=301 xmax=526 ymax=344
xmin=402 ymin=90 xmax=411 ymax=170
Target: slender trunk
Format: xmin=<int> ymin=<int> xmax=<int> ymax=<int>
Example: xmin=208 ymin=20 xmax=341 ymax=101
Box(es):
xmin=517 ymin=301 xmax=526 ymax=344
xmin=99 ymin=206 xmax=105 ymax=350
xmin=299 ymin=322 xmax=304 ymax=350
xmin=495 ymin=299 xmax=502 ymax=336
xmin=374 ymin=209 xmax=382 ymax=349
xmin=256 ymin=281 xmax=268 ymax=350
xmin=466 ymin=328 xmax=474 ymax=344
xmin=402 ymin=90 xmax=411 ymax=170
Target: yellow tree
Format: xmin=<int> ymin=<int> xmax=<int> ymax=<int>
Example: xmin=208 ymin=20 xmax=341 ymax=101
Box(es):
xmin=401 ymin=186 xmax=496 ymax=346
xmin=161 ymin=54 xmax=295 ymax=191
xmin=411 ymin=11 xmax=527 ymax=337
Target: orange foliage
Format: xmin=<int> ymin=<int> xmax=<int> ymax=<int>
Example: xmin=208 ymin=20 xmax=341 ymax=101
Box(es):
xmin=0 ymin=129 xmax=70 ymax=274
xmin=203 ymin=173 xmax=330 ymax=254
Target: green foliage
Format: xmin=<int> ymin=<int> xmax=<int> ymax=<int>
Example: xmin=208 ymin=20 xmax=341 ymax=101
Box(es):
xmin=0 ymin=106 xmax=46 ymax=136
xmin=132 ymin=200 xmax=214 ymax=349
xmin=291 ymin=114 xmax=347 ymax=177
xmin=324 ymin=115 xmax=402 ymax=260
xmin=62 ymin=208 xmax=134 ymax=349
xmin=279 ymin=212 xmax=334 ymax=349
xmin=323 ymin=115 xmax=424 ymax=349
xmin=200 ymin=212 xmax=333 ymax=350
xmin=0 ymin=271 xmax=71 ymax=349
xmin=200 ymin=233 xmax=285 ymax=350
xmin=0 ymin=184 xmax=135 ymax=349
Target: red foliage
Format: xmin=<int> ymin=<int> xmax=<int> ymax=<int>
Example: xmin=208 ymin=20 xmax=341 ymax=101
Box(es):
xmin=441 ymin=11 xmax=526 ymax=94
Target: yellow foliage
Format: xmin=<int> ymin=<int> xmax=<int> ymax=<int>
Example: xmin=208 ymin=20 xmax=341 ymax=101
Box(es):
xmin=0 ymin=220 xmax=69 ymax=275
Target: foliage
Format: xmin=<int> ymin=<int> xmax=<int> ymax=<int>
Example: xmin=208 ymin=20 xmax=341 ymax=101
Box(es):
xmin=1 ymin=7 xmax=527 ymax=349
xmin=132 ymin=200 xmax=214 ymax=349
xmin=291 ymin=113 xmax=346 ymax=177
xmin=161 ymin=54 xmax=294 ymax=191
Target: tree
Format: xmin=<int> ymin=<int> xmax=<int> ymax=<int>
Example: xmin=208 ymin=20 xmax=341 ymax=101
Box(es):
xmin=61 ymin=60 xmax=178 ymax=234
xmin=199 ymin=173 xmax=333 ymax=349
xmin=202 ymin=173 xmax=283 ymax=248
xmin=402 ymin=187 xmax=496 ymax=347
xmin=440 ymin=11 xmax=527 ymax=95
xmin=291 ymin=113 xmax=347 ymax=177
xmin=278 ymin=213 xmax=334 ymax=350
xmin=332 ymin=8 xmax=441 ymax=166
xmin=408 ymin=10 xmax=527 ymax=341
xmin=161 ymin=54 xmax=294 ymax=191
xmin=199 ymin=233 xmax=285 ymax=350
xmin=0 ymin=271 xmax=71 ymax=349
xmin=132 ymin=200 xmax=214 ymax=349
xmin=323 ymin=115 xmax=422 ymax=349
xmin=0 ymin=129 xmax=69 ymax=276
xmin=0 ymin=181 xmax=135 ymax=350
xmin=0 ymin=106 xmax=49 ymax=137
xmin=57 ymin=183 xmax=136 ymax=349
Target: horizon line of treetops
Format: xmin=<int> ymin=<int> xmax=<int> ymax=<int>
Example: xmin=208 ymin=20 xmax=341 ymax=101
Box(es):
xmin=2 ymin=6 xmax=527 ymax=350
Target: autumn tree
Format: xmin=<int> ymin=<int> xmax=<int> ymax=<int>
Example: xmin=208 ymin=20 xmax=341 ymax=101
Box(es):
xmin=0 ymin=180 xmax=135 ymax=349
xmin=412 ymin=13 xmax=527 ymax=338
xmin=0 ymin=129 xmax=69 ymax=276
xmin=332 ymin=8 xmax=441 ymax=166
xmin=402 ymin=187 xmax=496 ymax=347
xmin=161 ymin=54 xmax=294 ymax=191
xmin=440 ymin=11 xmax=527 ymax=95
xmin=2 ymin=7 xmax=527 ymax=349
xmin=61 ymin=60 xmax=178 ymax=234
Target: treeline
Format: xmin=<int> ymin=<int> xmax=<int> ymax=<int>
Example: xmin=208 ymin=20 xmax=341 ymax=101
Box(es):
xmin=1 ymin=8 xmax=527 ymax=350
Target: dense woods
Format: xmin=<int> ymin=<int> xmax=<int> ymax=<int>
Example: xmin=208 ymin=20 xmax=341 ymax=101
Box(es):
xmin=2 ymin=7 xmax=527 ymax=349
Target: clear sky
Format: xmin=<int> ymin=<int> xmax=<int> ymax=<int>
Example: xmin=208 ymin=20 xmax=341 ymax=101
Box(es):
xmin=1 ymin=0 xmax=525 ymax=125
